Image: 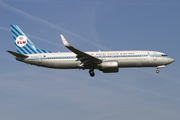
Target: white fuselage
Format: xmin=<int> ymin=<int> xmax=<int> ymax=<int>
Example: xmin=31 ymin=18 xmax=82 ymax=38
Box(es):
xmin=18 ymin=50 xmax=174 ymax=69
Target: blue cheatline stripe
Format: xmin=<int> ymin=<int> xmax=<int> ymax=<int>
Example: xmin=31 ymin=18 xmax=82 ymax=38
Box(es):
xmin=27 ymin=54 xmax=167 ymax=60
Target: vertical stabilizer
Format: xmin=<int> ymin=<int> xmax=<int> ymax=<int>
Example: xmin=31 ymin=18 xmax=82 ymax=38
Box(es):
xmin=10 ymin=25 xmax=51 ymax=54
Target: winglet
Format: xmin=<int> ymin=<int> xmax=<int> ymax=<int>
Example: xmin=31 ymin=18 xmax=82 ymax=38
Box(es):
xmin=60 ymin=34 xmax=70 ymax=47
xmin=59 ymin=35 xmax=102 ymax=63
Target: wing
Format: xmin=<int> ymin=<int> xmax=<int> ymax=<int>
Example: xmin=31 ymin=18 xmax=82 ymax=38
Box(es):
xmin=60 ymin=35 xmax=102 ymax=66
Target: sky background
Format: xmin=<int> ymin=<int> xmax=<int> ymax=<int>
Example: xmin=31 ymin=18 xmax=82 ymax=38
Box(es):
xmin=0 ymin=0 xmax=180 ymax=120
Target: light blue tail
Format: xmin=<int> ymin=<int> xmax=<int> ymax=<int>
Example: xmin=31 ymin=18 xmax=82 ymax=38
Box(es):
xmin=10 ymin=25 xmax=51 ymax=54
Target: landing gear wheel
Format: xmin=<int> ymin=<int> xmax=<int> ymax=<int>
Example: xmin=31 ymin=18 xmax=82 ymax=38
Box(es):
xmin=156 ymin=70 xmax=159 ymax=73
xmin=89 ymin=69 xmax=95 ymax=77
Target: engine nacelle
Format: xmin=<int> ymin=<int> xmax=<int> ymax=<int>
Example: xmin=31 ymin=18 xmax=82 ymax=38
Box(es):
xmin=98 ymin=61 xmax=119 ymax=73
xmin=99 ymin=61 xmax=118 ymax=68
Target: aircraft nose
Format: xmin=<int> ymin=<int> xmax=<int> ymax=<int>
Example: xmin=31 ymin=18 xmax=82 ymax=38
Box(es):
xmin=169 ymin=58 xmax=175 ymax=63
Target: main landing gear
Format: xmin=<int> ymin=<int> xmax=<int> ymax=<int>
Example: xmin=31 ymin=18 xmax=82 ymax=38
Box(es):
xmin=89 ymin=68 xmax=95 ymax=77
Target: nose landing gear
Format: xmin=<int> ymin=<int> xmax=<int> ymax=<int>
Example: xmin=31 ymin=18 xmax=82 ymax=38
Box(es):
xmin=156 ymin=65 xmax=165 ymax=74
xmin=156 ymin=69 xmax=159 ymax=73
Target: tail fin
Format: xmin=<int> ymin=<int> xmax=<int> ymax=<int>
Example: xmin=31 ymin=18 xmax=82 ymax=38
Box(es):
xmin=10 ymin=25 xmax=51 ymax=54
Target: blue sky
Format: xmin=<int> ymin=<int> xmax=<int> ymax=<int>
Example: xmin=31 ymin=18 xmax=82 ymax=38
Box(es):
xmin=0 ymin=0 xmax=180 ymax=120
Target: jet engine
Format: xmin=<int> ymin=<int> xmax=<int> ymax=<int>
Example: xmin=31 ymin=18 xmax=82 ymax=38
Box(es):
xmin=98 ymin=61 xmax=119 ymax=73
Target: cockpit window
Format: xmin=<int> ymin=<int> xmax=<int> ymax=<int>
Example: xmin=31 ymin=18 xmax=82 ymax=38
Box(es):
xmin=162 ymin=54 xmax=168 ymax=56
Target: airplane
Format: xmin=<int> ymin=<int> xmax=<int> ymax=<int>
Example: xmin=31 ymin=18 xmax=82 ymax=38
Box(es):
xmin=7 ymin=25 xmax=175 ymax=77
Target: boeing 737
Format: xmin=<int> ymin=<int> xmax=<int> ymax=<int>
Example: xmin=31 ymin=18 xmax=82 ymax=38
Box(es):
xmin=7 ymin=25 xmax=175 ymax=77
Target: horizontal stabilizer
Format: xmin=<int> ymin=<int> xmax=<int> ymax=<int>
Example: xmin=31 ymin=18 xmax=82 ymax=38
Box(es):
xmin=6 ymin=50 xmax=28 ymax=58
